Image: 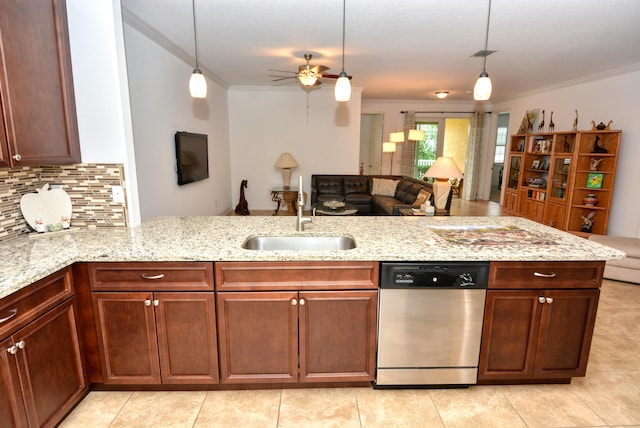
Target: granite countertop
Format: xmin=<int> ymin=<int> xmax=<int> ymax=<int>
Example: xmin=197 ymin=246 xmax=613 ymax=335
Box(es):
xmin=0 ymin=215 xmax=625 ymax=299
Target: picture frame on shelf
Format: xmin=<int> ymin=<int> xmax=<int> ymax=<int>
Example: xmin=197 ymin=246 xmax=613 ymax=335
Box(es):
xmin=586 ymin=172 xmax=604 ymax=189
xmin=531 ymin=160 xmax=540 ymax=170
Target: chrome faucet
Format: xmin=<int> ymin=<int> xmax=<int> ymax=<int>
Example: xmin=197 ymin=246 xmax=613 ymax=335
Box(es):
xmin=296 ymin=178 xmax=315 ymax=231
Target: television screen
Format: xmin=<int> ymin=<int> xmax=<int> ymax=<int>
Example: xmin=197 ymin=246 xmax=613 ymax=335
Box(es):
xmin=175 ymin=131 xmax=209 ymax=185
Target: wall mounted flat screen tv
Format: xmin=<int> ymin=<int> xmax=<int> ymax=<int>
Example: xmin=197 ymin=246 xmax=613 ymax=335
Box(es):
xmin=175 ymin=131 xmax=209 ymax=185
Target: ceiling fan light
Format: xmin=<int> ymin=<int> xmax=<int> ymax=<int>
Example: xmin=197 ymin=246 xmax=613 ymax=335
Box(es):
xmin=473 ymin=71 xmax=492 ymax=101
xmin=435 ymin=91 xmax=449 ymax=99
xmin=189 ymin=68 xmax=207 ymax=98
xmin=298 ymin=73 xmax=318 ymax=86
xmin=334 ymin=71 xmax=351 ymax=101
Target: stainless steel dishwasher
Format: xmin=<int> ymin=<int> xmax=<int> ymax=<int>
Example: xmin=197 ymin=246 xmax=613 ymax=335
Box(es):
xmin=376 ymin=261 xmax=489 ymax=387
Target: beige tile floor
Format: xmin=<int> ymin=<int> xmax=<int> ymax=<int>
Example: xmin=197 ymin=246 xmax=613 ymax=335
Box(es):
xmin=61 ymin=279 xmax=640 ymax=428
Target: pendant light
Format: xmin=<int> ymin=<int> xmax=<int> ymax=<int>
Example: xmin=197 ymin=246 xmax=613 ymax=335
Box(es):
xmin=473 ymin=0 xmax=493 ymax=101
xmin=334 ymin=0 xmax=351 ymax=102
xmin=189 ymin=0 xmax=207 ymax=98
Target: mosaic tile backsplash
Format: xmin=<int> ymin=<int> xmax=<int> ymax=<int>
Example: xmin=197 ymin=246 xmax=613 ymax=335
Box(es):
xmin=0 ymin=164 xmax=127 ymax=240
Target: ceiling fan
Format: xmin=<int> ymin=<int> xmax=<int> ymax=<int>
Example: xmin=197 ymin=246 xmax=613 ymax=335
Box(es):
xmin=269 ymin=53 xmax=351 ymax=90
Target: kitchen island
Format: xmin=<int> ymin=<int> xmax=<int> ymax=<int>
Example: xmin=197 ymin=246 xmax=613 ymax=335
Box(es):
xmin=0 ymin=215 xmax=624 ymax=298
xmin=0 ymin=215 xmax=625 ymax=427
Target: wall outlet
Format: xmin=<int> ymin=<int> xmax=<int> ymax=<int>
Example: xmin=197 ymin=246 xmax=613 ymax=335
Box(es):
xmin=112 ymin=185 xmax=125 ymax=204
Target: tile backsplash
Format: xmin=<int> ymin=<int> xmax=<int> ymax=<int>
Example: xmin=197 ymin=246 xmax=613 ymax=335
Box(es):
xmin=0 ymin=163 xmax=127 ymax=241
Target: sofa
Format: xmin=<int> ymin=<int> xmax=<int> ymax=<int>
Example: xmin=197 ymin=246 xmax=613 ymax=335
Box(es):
xmin=588 ymin=235 xmax=640 ymax=284
xmin=310 ymin=174 xmax=452 ymax=215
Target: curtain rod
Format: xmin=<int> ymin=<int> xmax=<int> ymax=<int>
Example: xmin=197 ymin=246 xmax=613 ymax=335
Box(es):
xmin=400 ymin=111 xmax=492 ymax=114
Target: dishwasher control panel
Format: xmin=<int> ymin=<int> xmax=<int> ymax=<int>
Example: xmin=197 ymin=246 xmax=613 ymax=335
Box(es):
xmin=381 ymin=262 xmax=489 ymax=289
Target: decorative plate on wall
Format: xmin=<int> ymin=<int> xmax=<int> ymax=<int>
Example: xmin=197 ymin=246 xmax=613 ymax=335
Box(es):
xmin=20 ymin=184 xmax=72 ymax=232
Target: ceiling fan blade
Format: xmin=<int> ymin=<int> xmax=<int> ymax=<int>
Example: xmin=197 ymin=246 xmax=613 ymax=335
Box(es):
xmin=270 ymin=75 xmax=297 ymax=81
xmin=320 ymin=73 xmax=353 ymax=80
xmin=310 ymin=65 xmax=330 ymax=74
xmin=268 ymin=69 xmax=298 ymax=74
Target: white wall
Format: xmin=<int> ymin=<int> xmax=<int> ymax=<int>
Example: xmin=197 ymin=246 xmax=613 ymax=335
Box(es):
xmin=67 ymin=0 xmax=141 ymax=225
xmin=228 ymin=87 xmax=362 ymax=210
xmin=493 ymin=68 xmax=640 ymax=238
xmin=124 ymin=25 xmax=231 ymax=221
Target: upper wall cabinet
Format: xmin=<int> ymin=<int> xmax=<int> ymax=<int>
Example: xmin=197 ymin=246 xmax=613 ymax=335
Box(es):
xmin=0 ymin=0 xmax=81 ymax=168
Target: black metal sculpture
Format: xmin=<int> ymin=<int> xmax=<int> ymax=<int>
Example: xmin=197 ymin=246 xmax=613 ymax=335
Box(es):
xmin=235 ymin=180 xmax=250 ymax=215
xmin=591 ymin=136 xmax=608 ymax=154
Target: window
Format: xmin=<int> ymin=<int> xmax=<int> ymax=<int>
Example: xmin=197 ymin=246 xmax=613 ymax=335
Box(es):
xmin=414 ymin=122 xmax=438 ymax=178
xmin=494 ymin=126 xmax=507 ymax=163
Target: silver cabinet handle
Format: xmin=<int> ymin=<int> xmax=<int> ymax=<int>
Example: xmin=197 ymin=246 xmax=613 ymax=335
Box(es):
xmin=8 ymin=345 xmax=18 ymax=355
xmin=538 ymin=296 xmax=546 ymax=304
xmin=140 ymin=273 xmax=165 ymax=280
xmin=299 ymin=298 xmax=305 ymax=306
xmin=534 ymin=272 xmax=557 ymax=278
xmin=546 ymin=297 xmax=554 ymax=304
xmin=0 ymin=308 xmax=18 ymax=324
xmin=153 ymin=300 xmax=159 ymax=307
xmin=12 ymin=154 xmax=22 ymax=162
xmin=17 ymin=340 xmax=25 ymax=349
xmin=291 ymin=299 xmax=298 ymax=306
xmin=144 ymin=299 xmax=152 ymax=307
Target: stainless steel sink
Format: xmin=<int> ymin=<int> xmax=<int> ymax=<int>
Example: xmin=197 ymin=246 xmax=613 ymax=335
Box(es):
xmin=241 ymin=236 xmax=356 ymax=251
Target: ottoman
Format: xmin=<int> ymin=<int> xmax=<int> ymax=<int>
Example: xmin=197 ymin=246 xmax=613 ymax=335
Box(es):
xmin=588 ymin=235 xmax=640 ymax=284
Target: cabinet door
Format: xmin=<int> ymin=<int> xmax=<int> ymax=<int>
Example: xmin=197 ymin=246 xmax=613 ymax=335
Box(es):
xmin=0 ymin=0 xmax=80 ymax=167
xmin=217 ymin=291 xmax=298 ymax=384
xmin=534 ymin=289 xmax=599 ymax=378
xmin=299 ymin=291 xmax=377 ymax=382
xmin=503 ymin=190 xmax=518 ymax=214
xmin=478 ymin=290 xmax=542 ymax=380
xmin=93 ymin=292 xmax=161 ymax=384
xmin=543 ymin=202 xmax=566 ymax=229
xmin=0 ymin=337 xmax=28 ymax=428
xmin=14 ymin=299 xmax=86 ymax=427
xmin=155 ymin=292 xmax=218 ymax=384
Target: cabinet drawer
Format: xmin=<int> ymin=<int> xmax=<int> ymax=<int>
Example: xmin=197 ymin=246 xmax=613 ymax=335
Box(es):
xmin=0 ymin=267 xmax=73 ymax=338
xmin=489 ymin=261 xmax=604 ymax=289
xmin=88 ymin=262 xmax=214 ymax=291
xmin=215 ymin=261 xmax=379 ymax=291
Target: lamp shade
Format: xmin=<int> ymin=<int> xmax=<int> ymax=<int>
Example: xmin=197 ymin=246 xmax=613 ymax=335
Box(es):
xmin=389 ymin=132 xmax=405 ymax=143
xmin=425 ymin=157 xmax=463 ymax=179
xmin=473 ymin=71 xmax=492 ymax=101
xmin=189 ymin=68 xmax=207 ymax=98
xmin=382 ymin=142 xmax=396 ymax=153
xmin=298 ymin=72 xmax=318 ymax=86
xmin=334 ymin=73 xmax=351 ymax=101
xmin=274 ymin=152 xmax=299 ymax=169
xmin=408 ymin=129 xmax=426 ymax=141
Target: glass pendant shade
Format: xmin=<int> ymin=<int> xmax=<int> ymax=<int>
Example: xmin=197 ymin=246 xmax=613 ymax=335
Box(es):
xmin=334 ymin=72 xmax=351 ymax=101
xmin=298 ymin=73 xmax=318 ymax=86
xmin=189 ymin=68 xmax=207 ymax=98
xmin=473 ymin=71 xmax=492 ymax=101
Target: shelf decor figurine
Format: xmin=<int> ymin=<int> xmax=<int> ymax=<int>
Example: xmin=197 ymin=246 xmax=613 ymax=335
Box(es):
xmin=589 ymin=158 xmax=603 ymax=171
xmin=591 ymin=135 xmax=608 ymax=153
xmin=548 ymin=111 xmax=555 ymax=132
xmin=591 ymin=120 xmax=613 ymax=131
xmin=581 ymin=212 xmax=595 ymax=232
xmin=572 ymin=110 xmax=579 ymax=131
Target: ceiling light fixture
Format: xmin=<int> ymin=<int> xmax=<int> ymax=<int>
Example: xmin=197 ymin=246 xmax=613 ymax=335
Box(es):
xmin=473 ymin=0 xmax=493 ymax=101
xmin=189 ymin=0 xmax=207 ymax=98
xmin=334 ymin=0 xmax=351 ymax=102
xmin=435 ymin=91 xmax=449 ymax=99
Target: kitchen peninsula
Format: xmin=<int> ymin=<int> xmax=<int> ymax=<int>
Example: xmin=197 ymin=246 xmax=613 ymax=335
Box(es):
xmin=0 ymin=216 xmax=624 ymax=427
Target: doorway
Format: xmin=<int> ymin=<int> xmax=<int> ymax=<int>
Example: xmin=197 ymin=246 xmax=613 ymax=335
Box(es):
xmin=360 ymin=114 xmax=383 ymax=175
xmin=491 ymin=113 xmax=510 ymax=202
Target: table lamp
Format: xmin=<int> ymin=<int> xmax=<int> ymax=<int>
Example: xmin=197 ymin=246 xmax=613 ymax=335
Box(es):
xmin=424 ymin=157 xmax=463 ymax=210
xmin=274 ymin=152 xmax=299 ymax=189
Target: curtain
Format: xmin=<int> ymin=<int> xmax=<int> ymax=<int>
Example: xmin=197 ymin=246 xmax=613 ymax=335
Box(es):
xmin=400 ymin=111 xmax=416 ymax=176
xmin=462 ymin=111 xmax=484 ymax=200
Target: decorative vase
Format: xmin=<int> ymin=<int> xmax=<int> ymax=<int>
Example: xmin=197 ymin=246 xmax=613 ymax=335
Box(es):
xmin=583 ymin=193 xmax=599 ymax=206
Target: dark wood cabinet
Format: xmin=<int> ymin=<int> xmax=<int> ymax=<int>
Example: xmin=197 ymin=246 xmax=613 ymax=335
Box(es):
xmin=89 ymin=263 xmax=218 ymax=385
xmin=0 ymin=274 xmax=86 ymax=428
xmin=479 ymin=261 xmax=602 ymax=383
xmin=0 ymin=0 xmax=81 ymax=167
xmin=215 ymin=261 xmax=378 ymax=385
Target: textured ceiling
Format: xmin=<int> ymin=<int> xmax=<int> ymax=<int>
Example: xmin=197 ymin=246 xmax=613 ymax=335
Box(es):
xmin=120 ymin=0 xmax=640 ymax=102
